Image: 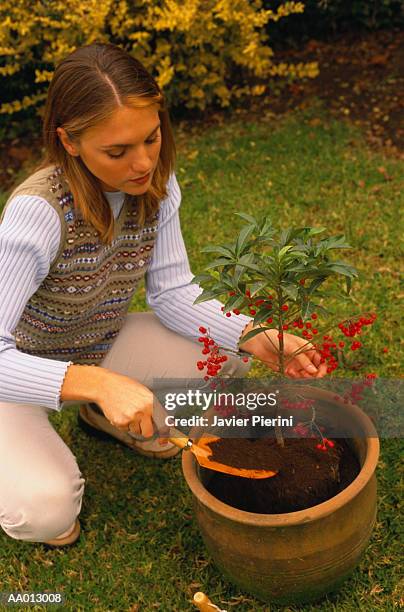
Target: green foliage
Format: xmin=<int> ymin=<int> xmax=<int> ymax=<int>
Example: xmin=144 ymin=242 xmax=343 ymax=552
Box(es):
xmin=0 ymin=0 xmax=318 ymax=138
xmin=192 ymin=212 xmax=358 ymax=343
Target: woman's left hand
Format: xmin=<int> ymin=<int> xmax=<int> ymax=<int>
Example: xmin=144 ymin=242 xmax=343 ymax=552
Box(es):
xmin=239 ymin=322 xmax=328 ymax=378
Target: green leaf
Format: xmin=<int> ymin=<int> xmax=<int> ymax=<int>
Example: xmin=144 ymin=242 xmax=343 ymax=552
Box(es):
xmin=235 ymin=224 xmax=255 ymax=256
xmin=205 ymin=257 xmax=234 ymax=270
xmin=318 ymin=235 xmax=352 ymax=250
xmin=190 ymin=273 xmax=214 ymax=285
xmin=193 ymin=289 xmax=226 ymax=304
xmin=282 ymin=283 xmax=299 ymax=301
xmin=278 ymin=245 xmax=293 ymax=259
xmin=201 ymin=245 xmax=235 ymax=257
xmin=307 ymin=276 xmax=327 ymax=296
xmin=258 ymin=216 xmax=274 ymax=237
xmin=223 ymin=294 xmax=247 ymax=312
xmin=239 ymin=326 xmax=273 ymax=345
xmin=234 ymin=212 xmax=258 ymax=226
xmin=326 ymin=262 xmax=358 ymax=277
xmin=253 ymin=308 xmax=275 ymax=325
xmin=232 ymin=260 xmax=263 ymax=274
xmin=305 ymin=226 xmax=326 ymax=236
xmin=249 ymin=280 xmax=269 ymax=296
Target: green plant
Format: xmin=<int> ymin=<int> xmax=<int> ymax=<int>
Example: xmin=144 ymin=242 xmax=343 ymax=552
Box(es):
xmin=193 ymin=212 xmax=366 ymax=368
xmin=192 ymin=212 xmax=377 ymax=445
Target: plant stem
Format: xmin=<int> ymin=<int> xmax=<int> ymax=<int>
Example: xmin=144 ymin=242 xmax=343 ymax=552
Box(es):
xmin=276 ymin=285 xmax=285 ymax=447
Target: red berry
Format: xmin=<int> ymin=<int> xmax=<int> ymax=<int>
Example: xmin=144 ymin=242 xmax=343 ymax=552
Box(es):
xmin=267 ymin=317 xmax=273 ymax=324
xmin=281 ymin=304 xmax=289 ymax=311
xmin=199 ymin=326 xmax=207 ymax=334
xmin=311 ymin=313 xmax=318 ymax=319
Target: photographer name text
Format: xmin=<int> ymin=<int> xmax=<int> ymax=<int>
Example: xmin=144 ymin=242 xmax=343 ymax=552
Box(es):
xmin=165 ymin=414 xmax=294 ymax=428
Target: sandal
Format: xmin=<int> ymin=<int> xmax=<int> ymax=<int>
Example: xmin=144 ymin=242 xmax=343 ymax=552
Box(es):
xmin=77 ymin=403 xmax=180 ymax=459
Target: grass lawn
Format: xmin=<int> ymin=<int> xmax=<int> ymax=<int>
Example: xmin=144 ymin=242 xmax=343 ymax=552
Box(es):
xmin=0 ymin=102 xmax=402 ymax=611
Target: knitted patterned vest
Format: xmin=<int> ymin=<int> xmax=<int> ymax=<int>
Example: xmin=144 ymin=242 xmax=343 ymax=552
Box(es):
xmin=2 ymin=165 xmax=159 ymax=365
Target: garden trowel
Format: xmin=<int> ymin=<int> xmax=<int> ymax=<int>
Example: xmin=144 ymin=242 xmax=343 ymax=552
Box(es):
xmin=169 ymin=434 xmax=277 ymax=479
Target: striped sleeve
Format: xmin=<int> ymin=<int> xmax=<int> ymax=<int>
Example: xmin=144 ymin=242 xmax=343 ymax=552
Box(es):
xmin=145 ymin=174 xmax=253 ymax=352
xmin=0 ymin=195 xmax=73 ymax=410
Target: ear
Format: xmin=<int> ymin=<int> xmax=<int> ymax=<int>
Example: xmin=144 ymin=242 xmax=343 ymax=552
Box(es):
xmin=56 ymin=127 xmax=80 ymax=157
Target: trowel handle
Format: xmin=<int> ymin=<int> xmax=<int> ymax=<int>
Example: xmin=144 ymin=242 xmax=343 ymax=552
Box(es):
xmin=169 ymin=436 xmax=193 ymax=450
xmin=193 ymin=591 xmax=226 ymax=611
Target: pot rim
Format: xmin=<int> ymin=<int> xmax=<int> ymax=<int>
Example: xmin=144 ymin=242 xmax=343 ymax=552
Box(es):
xmin=182 ymin=391 xmax=380 ymax=526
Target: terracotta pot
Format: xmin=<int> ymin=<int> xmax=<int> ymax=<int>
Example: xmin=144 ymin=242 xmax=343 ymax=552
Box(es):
xmin=181 ymin=388 xmax=379 ymax=604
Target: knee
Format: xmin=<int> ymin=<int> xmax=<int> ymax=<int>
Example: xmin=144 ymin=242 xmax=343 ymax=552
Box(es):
xmin=1 ymin=473 xmax=85 ymax=542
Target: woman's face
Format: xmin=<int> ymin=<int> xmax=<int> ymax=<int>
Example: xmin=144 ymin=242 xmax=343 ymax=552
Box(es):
xmin=57 ymin=104 xmax=162 ymax=193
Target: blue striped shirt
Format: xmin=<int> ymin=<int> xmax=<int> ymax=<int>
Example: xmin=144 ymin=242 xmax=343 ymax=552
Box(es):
xmin=0 ymin=173 xmax=251 ymax=410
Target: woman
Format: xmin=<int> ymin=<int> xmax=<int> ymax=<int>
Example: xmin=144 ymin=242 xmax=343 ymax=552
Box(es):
xmin=0 ymin=43 xmax=326 ymax=547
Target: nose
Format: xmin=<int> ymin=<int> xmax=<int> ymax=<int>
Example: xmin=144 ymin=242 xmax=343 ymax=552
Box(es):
xmin=128 ymin=145 xmax=153 ymax=177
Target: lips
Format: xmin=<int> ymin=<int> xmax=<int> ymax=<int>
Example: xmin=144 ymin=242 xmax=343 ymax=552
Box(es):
xmin=130 ymin=173 xmax=150 ymax=183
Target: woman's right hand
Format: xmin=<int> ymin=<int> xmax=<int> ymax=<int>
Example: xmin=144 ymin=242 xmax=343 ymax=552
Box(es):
xmin=95 ymin=369 xmax=161 ymax=438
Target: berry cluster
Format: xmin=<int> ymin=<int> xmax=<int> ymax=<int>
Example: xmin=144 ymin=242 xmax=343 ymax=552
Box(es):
xmin=317 ymin=336 xmax=339 ymax=374
xmin=196 ymin=326 xmax=228 ymax=381
xmin=280 ymin=398 xmax=316 ymax=410
xmin=292 ymin=421 xmax=333 ymax=453
xmin=338 ymin=314 xmax=376 ymax=337
xmin=289 ymin=313 xmax=377 ymax=373
xmin=334 ymin=373 xmax=377 ymax=405
xmin=220 ymin=289 xmax=276 ymax=321
xmin=291 ymin=313 xmax=318 ymax=339
xmin=316 ymin=438 xmax=335 ymax=451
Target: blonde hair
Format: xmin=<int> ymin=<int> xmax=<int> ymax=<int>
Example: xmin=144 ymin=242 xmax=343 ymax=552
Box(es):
xmin=36 ymin=42 xmax=176 ymax=244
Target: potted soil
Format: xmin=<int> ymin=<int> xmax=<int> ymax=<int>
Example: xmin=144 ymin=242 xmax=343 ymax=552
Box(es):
xmin=182 ymin=214 xmax=380 ymax=604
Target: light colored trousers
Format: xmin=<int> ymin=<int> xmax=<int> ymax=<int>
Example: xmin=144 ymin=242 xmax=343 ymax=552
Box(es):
xmin=0 ymin=312 xmax=249 ymax=542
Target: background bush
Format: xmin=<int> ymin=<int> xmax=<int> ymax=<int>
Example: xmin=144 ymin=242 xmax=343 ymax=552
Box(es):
xmin=265 ymin=0 xmax=403 ymax=47
xmin=0 ymin=0 xmax=318 ymax=139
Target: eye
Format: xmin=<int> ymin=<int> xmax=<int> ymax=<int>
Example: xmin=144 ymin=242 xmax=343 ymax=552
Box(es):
xmin=107 ymin=151 xmax=125 ymax=159
xmin=145 ymin=135 xmax=160 ymax=145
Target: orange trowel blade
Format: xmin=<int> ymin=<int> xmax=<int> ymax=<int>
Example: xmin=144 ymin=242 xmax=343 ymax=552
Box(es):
xmin=191 ymin=435 xmax=277 ymax=479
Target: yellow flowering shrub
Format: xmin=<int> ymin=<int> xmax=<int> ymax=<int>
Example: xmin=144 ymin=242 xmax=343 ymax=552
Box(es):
xmin=0 ymin=0 xmax=318 ymax=120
